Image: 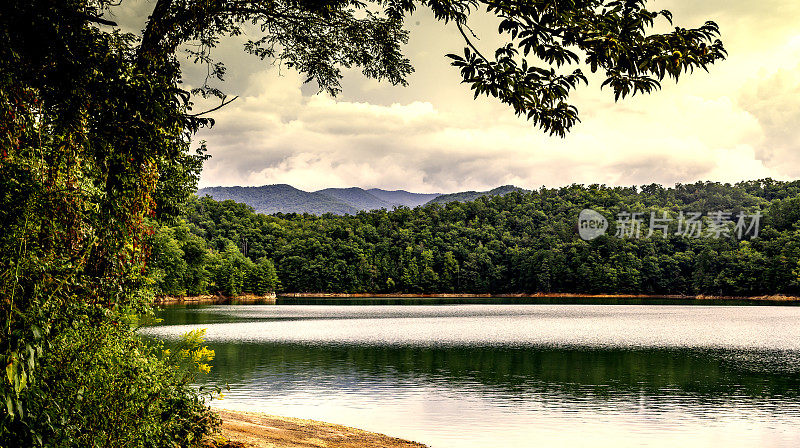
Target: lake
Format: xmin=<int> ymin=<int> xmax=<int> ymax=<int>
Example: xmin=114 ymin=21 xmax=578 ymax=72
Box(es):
xmin=145 ymin=301 xmax=800 ymax=448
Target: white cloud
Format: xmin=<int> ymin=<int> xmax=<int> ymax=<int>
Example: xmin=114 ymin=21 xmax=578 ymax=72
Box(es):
xmin=187 ymin=1 xmax=800 ymax=192
xmin=738 ymin=54 xmax=800 ymax=177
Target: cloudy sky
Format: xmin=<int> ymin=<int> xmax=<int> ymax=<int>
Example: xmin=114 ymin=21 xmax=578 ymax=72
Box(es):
xmin=113 ymin=1 xmax=800 ymax=193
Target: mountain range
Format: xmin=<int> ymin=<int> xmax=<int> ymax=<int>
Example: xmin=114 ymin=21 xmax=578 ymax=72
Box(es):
xmin=196 ymin=184 xmax=523 ymax=215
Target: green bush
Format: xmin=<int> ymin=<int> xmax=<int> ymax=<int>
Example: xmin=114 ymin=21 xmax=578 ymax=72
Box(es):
xmin=3 ymin=323 xmax=220 ymax=448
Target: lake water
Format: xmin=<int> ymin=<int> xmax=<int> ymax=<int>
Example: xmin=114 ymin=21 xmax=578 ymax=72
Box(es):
xmin=145 ymin=302 xmax=800 ymax=448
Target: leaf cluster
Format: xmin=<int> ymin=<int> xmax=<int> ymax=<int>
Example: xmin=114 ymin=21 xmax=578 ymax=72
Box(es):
xmin=445 ymin=0 xmax=725 ymax=135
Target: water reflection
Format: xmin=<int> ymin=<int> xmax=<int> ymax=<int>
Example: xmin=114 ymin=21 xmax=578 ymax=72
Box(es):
xmin=147 ymin=304 xmax=800 ymax=448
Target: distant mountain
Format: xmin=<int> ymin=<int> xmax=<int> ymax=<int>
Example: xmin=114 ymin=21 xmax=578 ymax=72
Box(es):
xmin=315 ymin=187 xmax=394 ymax=211
xmin=197 ymin=185 xmax=358 ymax=215
xmin=426 ymin=185 xmax=527 ymax=205
xmin=197 ymin=184 xmax=525 ymax=215
xmin=367 ymin=189 xmax=441 ymax=208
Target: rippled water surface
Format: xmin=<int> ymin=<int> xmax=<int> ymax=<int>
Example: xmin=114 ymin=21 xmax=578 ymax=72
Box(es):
xmin=146 ymin=303 xmax=800 ymax=448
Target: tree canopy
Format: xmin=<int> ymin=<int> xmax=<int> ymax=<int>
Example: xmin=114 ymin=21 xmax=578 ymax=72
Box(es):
xmin=136 ymin=0 xmax=725 ymax=136
xmin=148 ymin=180 xmax=800 ymax=297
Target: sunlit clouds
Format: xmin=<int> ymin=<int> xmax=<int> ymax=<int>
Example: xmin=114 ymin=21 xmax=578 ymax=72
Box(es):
xmin=174 ymin=1 xmax=800 ymax=192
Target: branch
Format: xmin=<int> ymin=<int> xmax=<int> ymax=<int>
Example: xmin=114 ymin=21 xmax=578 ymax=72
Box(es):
xmin=77 ymin=12 xmax=118 ymax=27
xmin=187 ymin=96 xmax=239 ymax=117
xmin=138 ymin=0 xmax=176 ymax=63
xmin=456 ymin=21 xmax=490 ymax=63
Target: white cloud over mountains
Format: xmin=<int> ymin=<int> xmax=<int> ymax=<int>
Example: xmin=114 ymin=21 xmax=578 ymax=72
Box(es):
xmin=174 ymin=1 xmax=800 ymax=192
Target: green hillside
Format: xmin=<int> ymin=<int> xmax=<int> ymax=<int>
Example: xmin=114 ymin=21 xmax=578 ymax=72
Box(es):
xmin=427 ymin=185 xmax=527 ymax=205
xmin=149 ymin=180 xmax=800 ymax=297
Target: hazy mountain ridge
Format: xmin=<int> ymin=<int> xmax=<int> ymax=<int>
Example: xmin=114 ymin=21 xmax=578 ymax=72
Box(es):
xmin=197 ymin=185 xmax=359 ymax=215
xmin=426 ymin=185 xmax=528 ymax=205
xmin=197 ymin=184 xmax=523 ymax=215
xmin=316 ymin=187 xmax=395 ymax=211
xmin=367 ymin=189 xmax=441 ymax=207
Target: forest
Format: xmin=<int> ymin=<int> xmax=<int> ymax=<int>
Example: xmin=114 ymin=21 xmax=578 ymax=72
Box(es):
xmin=149 ymin=179 xmax=800 ymax=297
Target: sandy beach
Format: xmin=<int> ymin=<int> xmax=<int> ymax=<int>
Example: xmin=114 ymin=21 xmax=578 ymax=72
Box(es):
xmin=210 ymin=409 xmax=427 ymax=448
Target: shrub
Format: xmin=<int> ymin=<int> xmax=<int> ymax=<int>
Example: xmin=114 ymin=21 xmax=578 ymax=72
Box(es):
xmin=3 ymin=323 xmax=220 ymax=448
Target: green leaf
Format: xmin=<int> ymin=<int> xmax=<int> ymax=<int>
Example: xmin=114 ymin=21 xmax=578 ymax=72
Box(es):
xmin=5 ymin=360 xmax=13 ymax=386
xmin=5 ymin=395 xmax=13 ymax=419
xmin=15 ymin=370 xmax=27 ymax=395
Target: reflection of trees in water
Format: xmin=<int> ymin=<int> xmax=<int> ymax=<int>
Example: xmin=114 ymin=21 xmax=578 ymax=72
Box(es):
xmin=200 ymin=342 xmax=800 ymax=401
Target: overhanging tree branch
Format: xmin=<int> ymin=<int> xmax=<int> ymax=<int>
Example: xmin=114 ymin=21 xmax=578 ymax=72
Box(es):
xmin=187 ymin=95 xmax=239 ymax=117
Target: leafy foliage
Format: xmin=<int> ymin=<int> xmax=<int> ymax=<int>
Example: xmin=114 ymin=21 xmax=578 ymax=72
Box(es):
xmin=165 ymin=180 xmax=800 ymax=297
xmin=13 ymin=324 xmax=220 ymax=447
xmin=147 ymin=221 xmax=281 ymax=297
xmin=445 ymin=0 xmax=726 ymax=135
xmin=132 ymin=0 xmax=724 ymax=137
xmin=1 ymin=0 xmax=210 ymax=444
xmin=427 ymin=185 xmax=526 ymax=205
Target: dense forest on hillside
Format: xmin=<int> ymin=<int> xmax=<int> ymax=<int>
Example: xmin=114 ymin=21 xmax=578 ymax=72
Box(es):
xmin=149 ymin=180 xmax=800 ymax=297
xmin=427 ymin=185 xmax=527 ymax=205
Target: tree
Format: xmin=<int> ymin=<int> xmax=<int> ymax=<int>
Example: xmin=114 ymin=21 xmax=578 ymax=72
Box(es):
xmin=249 ymin=257 xmax=281 ymax=295
xmin=180 ymin=231 xmax=216 ymax=296
xmin=419 ymin=249 xmax=440 ymax=290
xmin=441 ymin=251 xmax=460 ymax=292
xmin=148 ymin=225 xmax=189 ymax=296
xmin=213 ymin=242 xmax=254 ymax=296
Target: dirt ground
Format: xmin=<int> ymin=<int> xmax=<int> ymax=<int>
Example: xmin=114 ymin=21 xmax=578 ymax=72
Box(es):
xmin=213 ymin=409 xmax=428 ymax=448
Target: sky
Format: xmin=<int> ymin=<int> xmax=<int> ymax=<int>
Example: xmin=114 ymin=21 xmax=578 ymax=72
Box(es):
xmin=111 ymin=1 xmax=800 ymax=193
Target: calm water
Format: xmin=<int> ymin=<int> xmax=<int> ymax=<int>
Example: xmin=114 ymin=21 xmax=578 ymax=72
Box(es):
xmin=145 ymin=303 xmax=800 ymax=448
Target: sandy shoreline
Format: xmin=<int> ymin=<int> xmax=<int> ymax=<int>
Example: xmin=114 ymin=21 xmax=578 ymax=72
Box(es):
xmin=211 ymin=409 xmax=427 ymax=448
xmin=154 ymin=293 xmax=277 ymax=305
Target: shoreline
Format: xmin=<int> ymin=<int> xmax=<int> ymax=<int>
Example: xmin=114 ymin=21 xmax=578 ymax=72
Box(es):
xmin=154 ymin=293 xmax=277 ymax=305
xmin=276 ymin=292 xmax=800 ymax=302
xmin=212 ymin=409 xmax=426 ymax=448
xmin=155 ymin=292 xmax=800 ymax=305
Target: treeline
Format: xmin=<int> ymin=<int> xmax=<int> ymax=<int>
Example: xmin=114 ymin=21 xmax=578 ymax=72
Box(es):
xmin=147 ymin=222 xmax=280 ymax=296
xmin=149 ymin=179 xmax=800 ymax=297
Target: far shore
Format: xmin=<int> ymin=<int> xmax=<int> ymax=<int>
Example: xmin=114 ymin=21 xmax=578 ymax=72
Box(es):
xmin=155 ymin=292 xmax=800 ymax=305
xmin=210 ymin=409 xmax=426 ymax=448
xmin=154 ymin=293 xmax=277 ymax=305
xmin=278 ymin=292 xmax=800 ymax=301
